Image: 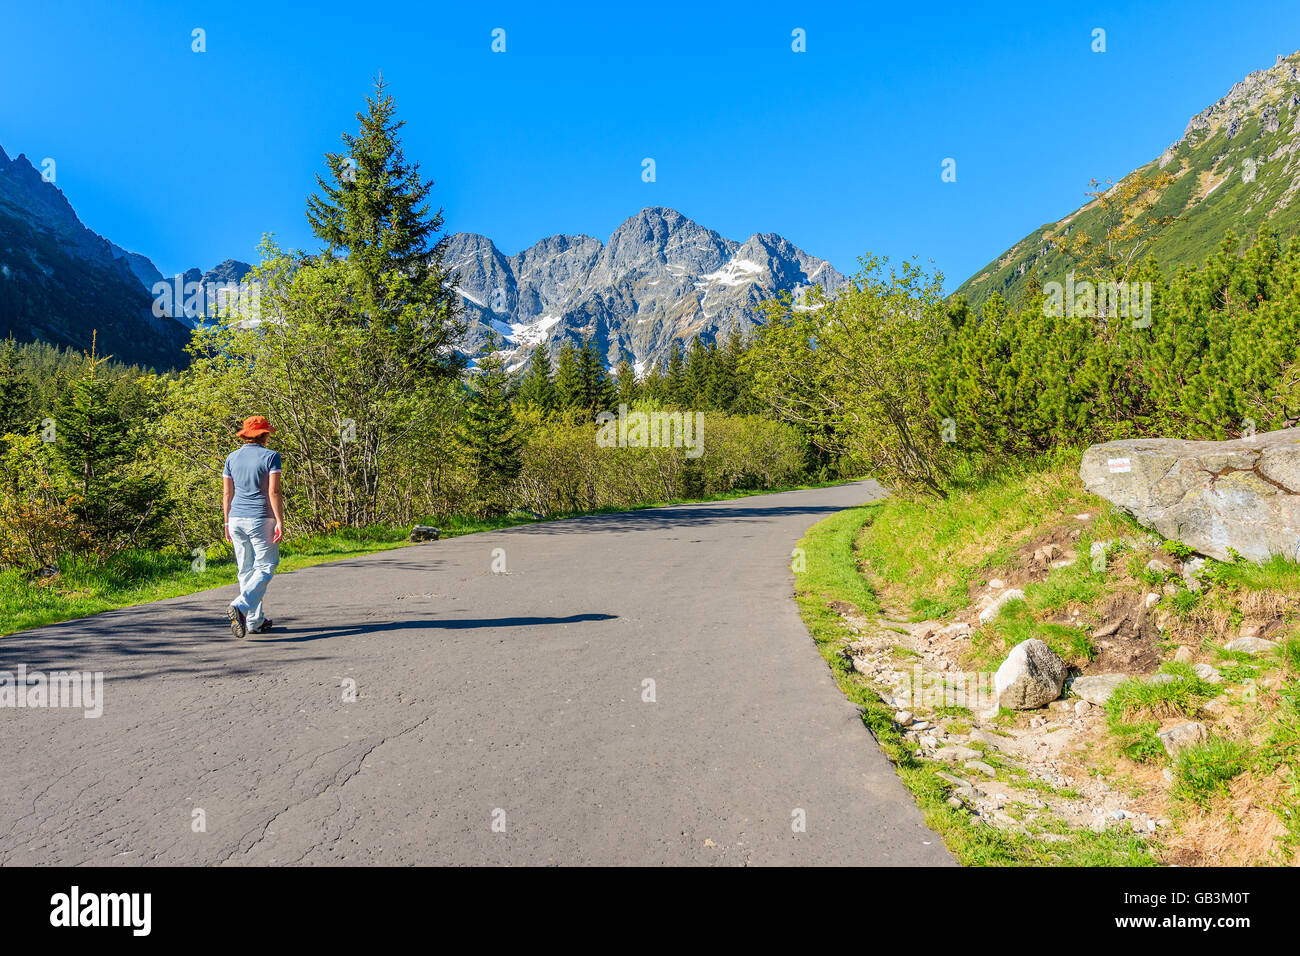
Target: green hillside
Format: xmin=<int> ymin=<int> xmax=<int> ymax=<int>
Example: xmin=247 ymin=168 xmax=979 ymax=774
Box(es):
xmin=955 ymin=50 xmax=1300 ymax=305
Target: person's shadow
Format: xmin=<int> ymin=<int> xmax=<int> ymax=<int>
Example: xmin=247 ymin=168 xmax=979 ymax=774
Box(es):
xmin=253 ymin=612 xmax=618 ymax=643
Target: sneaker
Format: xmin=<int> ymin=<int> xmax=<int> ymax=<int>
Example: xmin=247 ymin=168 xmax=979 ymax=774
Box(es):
xmin=226 ymin=605 xmax=247 ymax=639
xmin=248 ymin=619 xmax=274 ymax=634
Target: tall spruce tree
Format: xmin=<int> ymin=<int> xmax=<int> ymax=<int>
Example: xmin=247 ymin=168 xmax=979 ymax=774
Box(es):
xmin=639 ymin=361 xmax=666 ymax=405
xmin=0 ymin=338 xmax=32 ymax=435
xmin=665 ymin=342 xmax=687 ymax=406
xmin=51 ymin=337 xmax=170 ymax=549
xmin=516 ymin=342 xmax=556 ymax=410
xmin=306 ymin=75 xmax=463 ymax=378
xmin=578 ymin=336 xmax=615 ymax=412
xmin=456 ymin=335 xmax=522 ymax=514
xmin=554 ymin=341 xmax=585 ymax=410
xmin=613 ymin=351 xmax=639 ymax=406
xmin=684 ymin=336 xmax=712 ymax=407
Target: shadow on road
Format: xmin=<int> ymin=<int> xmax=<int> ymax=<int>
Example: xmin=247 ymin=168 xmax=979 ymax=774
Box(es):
xmin=498 ymin=500 xmax=870 ymax=536
xmin=0 ymin=609 xmax=620 ymax=677
xmin=256 ymin=612 xmax=619 ymax=643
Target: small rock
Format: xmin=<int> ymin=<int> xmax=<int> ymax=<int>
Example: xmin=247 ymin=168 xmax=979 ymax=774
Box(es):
xmin=1091 ymin=619 xmax=1122 ymax=639
xmin=934 ymin=746 xmax=981 ymax=763
xmin=1145 ymin=560 xmax=1167 ymax=575
xmin=920 ymin=735 xmax=939 ymax=749
xmin=1224 ymin=636 xmax=1279 ymax=655
xmin=894 ymin=710 xmax=914 ymax=726
xmin=1070 ymin=673 xmax=1128 ymax=705
xmin=1074 ymin=700 xmax=1092 ymax=716
xmin=1192 ymin=663 xmax=1222 ymax=684
xmin=979 ymin=588 xmax=1026 ymax=624
xmin=1075 ymin=513 xmax=1092 ymax=521
xmin=964 ymin=760 xmax=997 ymax=777
xmin=945 ymin=796 xmax=963 ymax=809
xmin=1145 ymin=592 xmax=1160 ymax=608
xmin=994 ymin=638 xmax=1067 ymax=709
xmin=1173 ymin=645 xmax=1193 ymax=663
xmin=988 ymin=578 xmax=1006 ymax=590
xmin=936 ymin=772 xmax=974 ymax=794
xmin=1182 ymin=557 xmax=1206 ymax=592
xmin=911 ymin=720 xmax=931 ymax=731
xmin=1158 ymin=721 xmax=1207 ymax=756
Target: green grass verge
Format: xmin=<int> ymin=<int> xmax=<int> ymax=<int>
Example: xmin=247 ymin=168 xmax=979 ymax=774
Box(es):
xmin=854 ymin=454 xmax=1140 ymax=620
xmin=792 ymin=505 xmax=1155 ymax=866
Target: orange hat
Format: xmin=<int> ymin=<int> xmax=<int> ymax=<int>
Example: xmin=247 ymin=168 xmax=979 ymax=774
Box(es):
xmin=236 ymin=415 xmax=276 ymax=439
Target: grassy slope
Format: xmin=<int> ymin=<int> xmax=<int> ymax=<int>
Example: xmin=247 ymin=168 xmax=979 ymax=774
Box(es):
xmin=793 ymin=459 xmax=1300 ymax=866
xmin=793 ymin=499 xmax=1154 ymax=866
xmin=953 ymin=53 xmax=1300 ymax=307
xmin=1 ymin=481 xmax=836 ymax=637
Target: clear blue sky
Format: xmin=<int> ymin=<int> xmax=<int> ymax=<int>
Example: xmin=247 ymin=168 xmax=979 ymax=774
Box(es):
xmin=3 ymin=1 xmax=1299 ymax=289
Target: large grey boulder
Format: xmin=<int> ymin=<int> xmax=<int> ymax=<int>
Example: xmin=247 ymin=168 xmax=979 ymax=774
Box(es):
xmin=1080 ymin=428 xmax=1300 ymax=562
xmin=994 ymin=639 xmax=1068 ymax=710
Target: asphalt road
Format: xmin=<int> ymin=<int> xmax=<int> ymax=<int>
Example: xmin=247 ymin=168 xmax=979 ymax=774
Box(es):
xmin=0 ymin=480 xmax=953 ymax=866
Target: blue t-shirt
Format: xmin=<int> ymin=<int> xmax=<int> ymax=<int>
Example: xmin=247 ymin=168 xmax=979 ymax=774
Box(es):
xmin=223 ymin=444 xmax=282 ymax=519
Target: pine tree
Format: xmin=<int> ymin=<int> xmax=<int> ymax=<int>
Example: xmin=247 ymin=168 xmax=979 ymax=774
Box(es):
xmin=578 ymin=336 xmax=615 ymax=412
xmin=665 ymin=342 xmax=686 ymax=407
xmin=516 ymin=343 xmax=555 ymax=410
xmin=639 ymin=361 xmax=666 ymax=406
xmin=0 ymin=337 xmax=32 ymax=435
xmin=456 ymin=335 xmax=522 ymax=514
xmin=554 ymin=341 xmax=585 ymax=410
xmin=305 ymin=75 xmax=463 ymax=378
xmin=684 ymin=336 xmax=713 ymax=408
xmin=613 ymin=352 xmax=639 ymax=406
xmin=707 ymin=329 xmax=747 ymax=412
xmin=51 ymin=335 xmax=170 ymax=549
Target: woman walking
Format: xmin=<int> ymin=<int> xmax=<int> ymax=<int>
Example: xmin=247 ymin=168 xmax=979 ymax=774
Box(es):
xmin=222 ymin=416 xmax=284 ymax=639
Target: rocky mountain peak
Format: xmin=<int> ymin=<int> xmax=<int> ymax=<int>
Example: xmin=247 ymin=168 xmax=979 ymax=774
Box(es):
xmin=448 ymin=207 xmax=846 ymax=373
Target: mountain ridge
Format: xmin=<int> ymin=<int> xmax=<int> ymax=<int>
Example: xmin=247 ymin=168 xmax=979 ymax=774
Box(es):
xmin=448 ymin=206 xmax=847 ymax=372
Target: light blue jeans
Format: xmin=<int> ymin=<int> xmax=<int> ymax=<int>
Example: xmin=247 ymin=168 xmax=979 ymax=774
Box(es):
xmin=228 ymin=516 xmax=279 ymax=629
